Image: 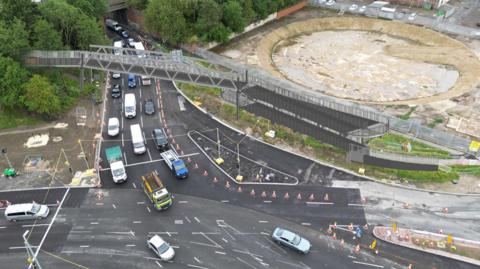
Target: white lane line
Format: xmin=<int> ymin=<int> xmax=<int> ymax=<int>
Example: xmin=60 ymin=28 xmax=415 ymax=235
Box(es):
xmin=306 ymin=201 xmax=334 ymax=205
xmin=352 ymin=261 xmax=384 ymax=268
xmin=236 ymin=257 xmax=257 ymax=269
xmin=139 ymin=87 xmax=142 ymax=98
xmin=171 ymin=245 xmax=179 ymax=249
xmin=348 ymin=204 xmax=364 ymax=207
xmin=179 ymin=200 xmax=188 ymax=204
xmin=194 ymin=257 xmax=201 ymax=263
xmin=123 ymin=152 xmax=128 ymax=165
xmin=126 ymin=244 xmax=136 ymax=247
xmin=155 ymin=260 xmax=163 ymax=268
xmin=301 ymin=223 xmax=311 ymax=226
xmin=146 ymin=206 xmax=151 ymax=213
xmin=221 ymin=238 xmax=228 ymax=243
xmin=185 ymin=216 xmax=191 ymax=223
xmin=258 ymin=221 xmax=268 ymax=223
xmin=137 ymin=201 xmax=145 ymax=205
xmin=113 ymin=204 xmax=117 ymax=209
xmin=147 ymin=148 xmax=152 ymax=161
xmin=133 ymin=221 xmax=142 ymax=224
xmin=132 ymin=182 xmax=137 ymax=189
xmin=22 ymin=223 xmax=50 ymax=228
xmin=98 ymin=152 xmax=201 ymax=171
xmin=348 ymin=255 xmax=356 ymax=259
xmin=9 ymin=246 xmax=38 ymax=250
xmin=194 ymin=217 xmax=200 ymax=223
xmin=140 ymin=116 xmax=144 ymax=128
xmin=260 ymin=232 xmax=269 ymax=236
xmin=174 ymin=220 xmax=184 ymax=225
xmin=215 ymin=251 xmax=226 ymax=255
xmin=148 ymin=231 xmax=178 ymax=236
xmin=221 ymin=200 xmax=229 ymax=203
xmin=0 ymin=226 xmax=6 ymax=229
xmin=90 ymin=222 xmax=99 ymax=225
xmin=96 ymin=203 xmax=104 ymax=206
xmin=121 ymin=115 xmax=124 ymax=131
xmin=70 ymin=230 xmax=91 ymax=234
xmin=121 ymin=133 xmax=125 ymax=147
xmin=80 ymin=245 xmax=90 ymax=248
xmin=263 ymin=200 xmax=272 ymax=203
xmin=187 ymin=264 xmax=209 ymax=269
xmin=130 ymin=230 xmax=136 ymax=237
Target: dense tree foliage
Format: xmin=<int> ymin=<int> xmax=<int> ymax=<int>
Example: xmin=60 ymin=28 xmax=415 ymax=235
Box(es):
xmin=0 ymin=0 xmax=107 ymax=120
xmin=142 ymin=0 xmax=302 ymax=44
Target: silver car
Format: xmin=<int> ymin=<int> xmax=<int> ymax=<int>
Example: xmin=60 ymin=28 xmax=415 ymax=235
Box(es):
xmin=147 ymin=235 xmax=175 ymax=261
xmin=272 ymin=227 xmax=311 ymax=254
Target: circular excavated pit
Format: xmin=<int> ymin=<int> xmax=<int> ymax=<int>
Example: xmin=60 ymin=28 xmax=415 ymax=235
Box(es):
xmin=257 ymin=17 xmax=480 ymax=105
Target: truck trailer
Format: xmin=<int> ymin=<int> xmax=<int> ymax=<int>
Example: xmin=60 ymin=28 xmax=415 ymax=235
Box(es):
xmin=140 ymin=171 xmax=173 ymax=210
xmin=105 ymin=146 xmax=127 ymax=183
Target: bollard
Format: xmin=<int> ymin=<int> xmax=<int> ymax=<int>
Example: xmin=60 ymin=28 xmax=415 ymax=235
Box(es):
xmin=261 ymin=191 xmax=267 ymax=198
xmin=213 ymin=177 xmax=218 ymax=183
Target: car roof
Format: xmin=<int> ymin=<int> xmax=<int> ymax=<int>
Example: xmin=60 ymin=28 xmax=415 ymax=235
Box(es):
xmin=108 ymin=117 xmax=119 ymax=124
xmin=5 ymin=203 xmax=35 ymax=214
xmin=277 ymin=228 xmax=296 ymax=241
xmin=153 ymin=128 xmax=164 ymax=135
xmin=149 ymin=235 xmax=166 ymax=248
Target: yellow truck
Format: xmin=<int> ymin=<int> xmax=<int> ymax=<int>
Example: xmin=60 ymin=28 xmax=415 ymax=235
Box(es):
xmin=141 ymin=171 xmax=173 ymax=211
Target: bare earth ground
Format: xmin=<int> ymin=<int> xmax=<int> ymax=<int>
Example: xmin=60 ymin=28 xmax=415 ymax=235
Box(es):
xmin=217 ymin=7 xmax=480 ymax=141
xmin=0 ymin=97 xmax=101 ymax=190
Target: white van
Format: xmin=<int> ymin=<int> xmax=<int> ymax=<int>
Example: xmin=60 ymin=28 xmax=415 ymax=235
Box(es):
xmin=141 ymin=76 xmax=151 ymax=86
xmin=130 ymin=124 xmax=146 ymax=154
xmin=124 ymin=93 xmax=136 ymax=119
xmin=5 ymin=203 xmax=50 ymax=221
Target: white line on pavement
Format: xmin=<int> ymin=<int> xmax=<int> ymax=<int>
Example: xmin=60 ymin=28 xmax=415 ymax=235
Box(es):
xmin=146 ymin=206 xmax=151 ymax=213
xmin=348 ymin=255 xmax=356 ymax=259
xmin=301 ymin=223 xmax=311 ymax=226
xmin=133 ymin=221 xmax=142 ymax=224
xmin=137 ymin=201 xmax=145 ymax=205
xmin=126 ymin=244 xmax=136 ymax=247
xmin=22 ymin=223 xmax=50 ymax=228
xmin=155 ymin=260 xmax=163 ymax=268
xmin=96 ymin=203 xmax=104 ymax=206
xmin=123 ymin=152 xmax=128 ymax=165
xmin=187 ymin=264 xmax=209 ymax=269
xmin=121 ymin=133 xmax=125 ymax=147
xmin=352 ymin=261 xmax=384 ymax=268
xmin=0 ymin=226 xmax=6 ymax=229
xmin=147 ymin=148 xmax=152 ymax=161
xmin=263 ymin=200 xmax=272 ymax=203
xmin=185 ymin=216 xmax=191 ymax=223
xmin=141 ymin=116 xmax=144 ymax=128
xmin=348 ymin=204 xmax=364 ymax=207
xmin=9 ymin=246 xmax=38 ymax=250
xmin=221 ymin=200 xmax=229 ymax=203
xmin=306 ymin=201 xmax=334 ymax=205
xmin=90 ymin=222 xmax=99 ymax=225
xmin=258 ymin=221 xmax=269 ymax=223
xmin=178 ymin=200 xmax=188 ymax=204
xmin=194 ymin=217 xmax=200 ymax=223
xmin=132 ymin=182 xmax=137 ymax=189
xmin=113 ymin=204 xmax=117 ymax=209
xmin=79 ymin=245 xmax=90 ymax=248
xmin=215 ymin=251 xmax=226 ymax=255
xmin=99 ymin=152 xmax=201 ymax=171
xmin=194 ymin=257 xmax=201 ymax=263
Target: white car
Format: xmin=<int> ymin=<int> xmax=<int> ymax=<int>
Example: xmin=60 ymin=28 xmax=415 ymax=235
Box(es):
xmin=359 ymin=5 xmax=366 ymax=13
xmin=147 ymin=235 xmax=175 ymax=261
xmin=326 ymin=0 xmax=335 ymax=5
xmin=408 ymin=13 xmax=416 ymax=21
xmin=127 ymin=38 xmax=135 ymax=48
xmin=107 ymin=117 xmax=120 ymax=137
xmin=112 ymin=72 xmax=121 ymax=79
xmin=349 ymin=4 xmax=358 ymax=11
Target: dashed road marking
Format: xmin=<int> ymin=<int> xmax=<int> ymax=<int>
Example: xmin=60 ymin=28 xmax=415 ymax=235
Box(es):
xmin=348 ymin=255 xmax=356 ymax=259
xmin=146 ymin=206 xmax=151 ymax=213
xmin=185 ymin=216 xmax=191 ymax=223
xmin=147 ymin=148 xmax=152 ymax=161
xmin=126 ymin=244 xmax=136 ymax=247
xmin=0 ymin=226 xmax=6 ymax=229
xmin=155 ymin=260 xmax=163 ymax=268
xmin=352 ymin=261 xmax=384 ymax=268
xmin=90 ymin=222 xmax=99 ymax=225
xmin=132 ymin=182 xmax=137 ymax=189
xmin=179 ymin=200 xmax=188 ymax=204
xmin=22 ymin=223 xmax=49 ymax=228
xmin=258 ymin=221 xmax=269 ymax=223
xmin=112 ymin=204 xmax=117 ymax=209
xmin=174 ymin=219 xmax=184 ymax=225
xmin=137 ymin=201 xmax=145 ymax=205
xmin=301 ymin=223 xmax=311 ymax=226
xmin=133 ymin=221 xmax=142 ymax=224
xmin=187 ymin=264 xmax=209 ymax=269
xmin=221 ymin=238 xmax=228 ymax=243
xmin=80 ymin=245 xmax=90 ymax=248
xmin=306 ymin=201 xmax=334 ymax=205
xmin=263 ymin=200 xmax=272 ymax=203
xmin=215 ymin=251 xmax=226 ymax=255
xmin=9 ymin=246 xmax=38 ymax=250
xmin=221 ymin=200 xmax=229 ymax=203
xmin=194 ymin=217 xmax=200 ymax=223
xmin=348 ymin=203 xmax=364 ymax=207
xmin=194 ymin=257 xmax=202 ymax=263
xmin=96 ymin=203 xmax=104 ymax=206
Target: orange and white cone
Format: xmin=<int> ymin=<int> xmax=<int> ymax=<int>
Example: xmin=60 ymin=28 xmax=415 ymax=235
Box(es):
xmin=332 ymin=233 xmax=336 ymax=240
xmin=361 ymin=197 xmax=367 ymax=204
xmin=354 ymin=244 xmax=360 ymax=254
xmin=203 ymin=170 xmax=208 ymax=176
xmin=284 ymin=192 xmax=290 ymax=200
xmin=442 ymin=207 xmax=449 ymax=213
xmin=250 ymin=189 xmax=255 ymax=196
xmin=187 ymin=157 xmax=191 ymax=163
xmin=225 ymin=181 xmax=230 ymax=188
xmin=308 ymin=193 xmax=315 ymax=201
xmin=324 ymin=193 xmax=329 ymax=201
xmin=261 ymin=191 xmax=267 ymax=198
xmin=237 ymin=186 xmax=242 ymax=193
xmin=194 ymin=163 xmax=199 ymax=169
xmin=297 ymin=193 xmax=302 ymax=200
xmin=213 ymin=177 xmax=218 ymax=183
xmin=407 ymin=264 xmax=413 ymax=269
xmin=271 ymin=191 xmax=277 ymax=199
xmin=332 ymin=221 xmax=337 ymax=229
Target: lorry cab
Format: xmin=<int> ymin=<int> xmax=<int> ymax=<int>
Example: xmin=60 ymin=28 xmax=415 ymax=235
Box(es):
xmin=141 ymin=171 xmax=173 ymax=211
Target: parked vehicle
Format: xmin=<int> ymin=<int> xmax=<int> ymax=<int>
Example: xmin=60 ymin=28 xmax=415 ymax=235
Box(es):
xmin=134 ymin=42 xmax=146 ymax=58
xmin=152 ymin=128 xmax=169 ymax=151
xmin=141 ymin=76 xmax=151 ymax=86
xmin=111 ymin=84 xmax=121 ymax=98
xmin=326 ymin=0 xmax=335 ymax=5
xmin=113 ymin=40 xmax=123 ymax=56
xmin=359 ymin=5 xmax=366 ymax=13
xmin=128 ymin=74 xmax=136 ymax=88
xmin=105 ymin=146 xmax=127 ymax=183
xmin=147 ymin=234 xmax=175 ymax=261
xmin=140 ymin=171 xmax=173 ymax=211
xmin=408 ymin=13 xmax=416 ymax=21
xmin=107 ymin=117 xmax=120 ymax=137
xmin=105 ymin=19 xmax=122 ymax=33
xmin=120 ymin=30 xmax=129 ymax=38
xmin=144 ymin=99 xmax=155 ymax=115
xmin=5 ymin=203 xmax=49 ymax=221
xmin=112 ymin=72 xmax=121 ymax=79
xmin=130 ymin=124 xmax=146 ymax=155
xmin=271 ymin=227 xmax=311 ymax=254
xmin=349 ymin=4 xmax=358 ymax=11
xmin=127 ymin=38 xmax=135 ymax=48
xmin=160 ymin=150 xmax=188 ymax=179
xmin=124 ymin=93 xmax=136 ymax=118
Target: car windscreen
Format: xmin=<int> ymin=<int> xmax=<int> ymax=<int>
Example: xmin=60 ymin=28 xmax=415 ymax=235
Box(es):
xmin=174 ymin=162 xmax=186 ymax=171
xmin=134 ymin=142 xmax=144 ymax=149
xmin=31 ymin=203 xmax=41 ymax=213
xmin=125 ymin=107 xmax=134 ymax=113
xmin=292 ymin=235 xmax=301 ymax=245
xmin=112 ymin=169 xmax=124 ymax=177
xmin=158 ymin=242 xmax=170 ymax=254
xmin=108 ymin=125 xmax=117 ymax=130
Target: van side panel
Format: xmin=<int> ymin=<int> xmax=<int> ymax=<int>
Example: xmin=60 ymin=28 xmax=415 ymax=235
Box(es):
xmin=130 ymin=124 xmax=146 ymax=154
xmin=124 ymin=93 xmax=136 ymax=118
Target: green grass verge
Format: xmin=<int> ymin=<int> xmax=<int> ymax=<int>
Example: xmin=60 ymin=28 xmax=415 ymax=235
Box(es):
xmin=0 ymin=109 xmax=44 ymax=130
xmin=451 ymin=165 xmax=480 ymax=177
xmin=368 ymin=133 xmax=451 ymax=159
xmin=176 ymin=84 xmax=463 ymax=183
xmin=399 ymin=106 xmax=416 ymax=120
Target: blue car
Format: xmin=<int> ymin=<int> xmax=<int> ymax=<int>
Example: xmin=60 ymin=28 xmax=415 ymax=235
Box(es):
xmin=128 ymin=74 xmax=136 ymax=88
xmin=272 ymin=227 xmax=311 ymax=254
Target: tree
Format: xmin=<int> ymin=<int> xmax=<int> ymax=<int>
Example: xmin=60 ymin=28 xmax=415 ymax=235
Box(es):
xmin=22 ymin=75 xmax=61 ymax=118
xmin=126 ymin=0 xmax=149 ymax=10
xmin=0 ymin=56 xmax=29 ymax=109
xmin=145 ymin=0 xmax=188 ymax=44
xmin=0 ymin=0 xmax=39 ymax=26
xmin=195 ymin=0 xmax=222 ymax=34
xmin=238 ymin=0 xmax=256 ymax=24
xmin=0 ymin=19 xmax=30 ymax=60
xmin=67 ymin=0 xmax=107 ymax=18
xmin=73 ymin=16 xmax=104 ymax=50
xmin=253 ymin=0 xmax=277 ymax=20
xmin=208 ymin=24 xmax=231 ymax=43
xmin=39 ymin=0 xmax=79 ymax=48
xmin=32 ymin=19 xmax=63 ymax=50
xmin=222 ymin=1 xmax=246 ymax=33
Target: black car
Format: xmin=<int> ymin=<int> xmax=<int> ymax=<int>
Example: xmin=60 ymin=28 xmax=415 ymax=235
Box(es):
xmin=121 ymin=30 xmax=129 ymax=38
xmin=144 ymin=99 xmax=155 ymax=115
xmin=152 ymin=128 xmax=169 ymax=150
xmin=111 ymin=84 xmax=121 ymax=98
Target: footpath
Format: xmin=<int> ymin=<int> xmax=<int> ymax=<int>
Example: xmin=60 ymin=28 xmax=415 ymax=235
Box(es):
xmin=373 ymin=226 xmax=480 ymax=266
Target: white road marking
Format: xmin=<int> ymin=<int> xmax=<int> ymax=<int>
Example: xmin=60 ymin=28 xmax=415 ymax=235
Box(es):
xmin=263 ymin=200 xmax=272 ymax=203
xmin=99 ymin=152 xmax=200 ymax=171
xmin=0 ymin=226 xmax=6 ymax=229
xmin=132 ymin=182 xmax=137 ymax=189
xmin=141 ymin=116 xmax=144 ymax=128
xmin=133 ymin=221 xmax=142 ymax=224
xmin=80 ymin=245 xmax=90 ymax=248
xmin=260 ymin=232 xmax=269 ymax=236
xmin=171 ymin=245 xmax=179 ymax=249
xmin=194 ymin=217 xmax=200 ymax=223
xmin=121 ymin=133 xmax=125 ymax=147
xmin=221 ymin=238 xmax=228 ymax=243
xmin=123 ymin=152 xmax=128 ymax=165
xmin=146 ymin=206 xmax=151 ymax=213
xmin=179 ymin=200 xmax=188 ymax=204
xmin=9 ymin=246 xmax=38 ymax=250
xmin=301 ymin=223 xmax=311 ymax=226
xmin=185 ymin=216 xmax=191 ymax=223
xmin=70 ymin=230 xmax=91 ymax=234
xmin=144 ymin=257 xmax=162 ymax=261
xmin=306 ymin=201 xmax=334 ymax=205
xmin=137 ymin=201 xmax=145 ymax=205
xmin=155 ymin=260 xmax=163 ymax=268
xmin=22 ymin=223 xmax=49 ymax=228
xmin=258 ymin=221 xmax=268 ymax=223
xmin=221 ymin=200 xmax=229 ymax=203
xmin=174 ymin=219 xmax=184 ymax=225
xmin=147 ymin=148 xmax=152 ymax=161
xmin=148 ymin=231 xmax=178 ymax=236
xmin=236 ymin=257 xmax=257 ymax=269
xmin=352 ymin=261 xmax=384 ymax=268
xmin=348 ymin=203 xmax=364 ymax=207
xmin=90 ymin=222 xmax=99 ymax=225
xmin=126 ymin=244 xmax=136 ymax=247
xmin=215 ymin=251 xmax=226 ymax=255
xmin=96 ymin=203 xmax=104 ymax=206
xmin=194 ymin=257 xmax=202 ymax=263
xmin=187 ymin=265 xmax=209 ymax=269
xmin=348 ymin=255 xmax=356 ymax=259
xmin=113 ymin=204 xmax=117 ymax=209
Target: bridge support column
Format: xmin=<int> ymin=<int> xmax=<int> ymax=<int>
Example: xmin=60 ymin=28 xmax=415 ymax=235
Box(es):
xmin=236 ymin=70 xmax=248 ymax=121
xmin=79 ymin=54 xmax=84 ymax=91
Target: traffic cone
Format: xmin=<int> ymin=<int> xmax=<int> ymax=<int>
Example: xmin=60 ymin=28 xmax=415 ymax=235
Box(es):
xmin=403 ymin=203 xmax=410 ymax=209
xmin=261 ymin=191 xmax=267 ymax=198
xmin=271 ymin=191 xmax=277 ymax=199
xmin=179 ymin=150 xmax=184 ymax=155
xmin=332 ymin=233 xmax=336 ymax=240
xmin=237 ymin=186 xmax=242 ymax=193
xmin=443 ymin=207 xmax=449 ymax=213
xmin=187 ymin=157 xmax=191 ymax=163
xmin=354 ymin=244 xmax=360 ymax=254
xmin=340 ymin=239 xmax=344 ymax=248
xmin=407 ymin=264 xmax=413 ymax=269
xmin=194 ymin=163 xmax=199 ymax=169
xmin=213 ymin=177 xmax=218 ymax=183
xmin=203 ymin=170 xmax=208 ymax=176
xmin=296 ymin=193 xmax=302 ymax=200
xmin=172 ymin=138 xmax=176 ymax=144
xmin=324 ymin=193 xmax=329 ymax=201
xmin=308 ymin=193 xmax=315 ymax=201
xmin=176 ymin=144 xmax=180 ymax=150
xmin=225 ymin=181 xmax=230 ymax=188
xmin=361 ymin=197 xmax=367 ymax=204
xmin=363 ymin=224 xmax=369 ymax=230
xmin=327 ymin=226 xmax=332 ymax=235
xmin=284 ymin=192 xmax=290 ymax=200
xmin=333 ymin=221 xmax=337 ymax=229
xmin=250 ymin=189 xmax=255 ymax=196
